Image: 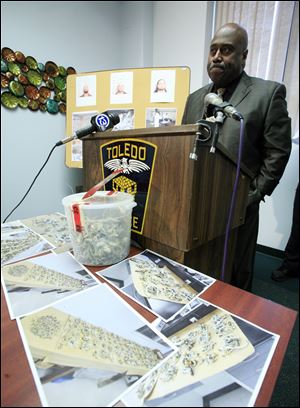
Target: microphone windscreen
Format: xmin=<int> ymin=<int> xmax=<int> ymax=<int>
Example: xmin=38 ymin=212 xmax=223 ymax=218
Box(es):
xmin=204 ymin=93 xmax=223 ymax=107
xmin=107 ymin=112 xmax=120 ymax=126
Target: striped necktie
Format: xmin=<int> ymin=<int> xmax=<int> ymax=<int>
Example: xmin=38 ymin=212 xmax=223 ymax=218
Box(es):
xmin=217 ymin=88 xmax=226 ymax=100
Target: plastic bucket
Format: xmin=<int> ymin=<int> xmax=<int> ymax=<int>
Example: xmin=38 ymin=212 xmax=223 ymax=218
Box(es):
xmin=62 ymin=191 xmax=137 ymax=266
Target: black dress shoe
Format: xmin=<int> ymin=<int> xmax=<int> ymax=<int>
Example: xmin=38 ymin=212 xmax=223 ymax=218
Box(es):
xmin=271 ymin=268 xmax=289 ymax=282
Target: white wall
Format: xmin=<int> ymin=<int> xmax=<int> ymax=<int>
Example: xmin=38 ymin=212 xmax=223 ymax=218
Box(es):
xmin=258 ymin=141 xmax=299 ymax=250
xmin=119 ymin=1 xmax=154 ymax=68
xmin=153 ymin=1 xmax=215 ymax=91
xmin=1 ymin=1 xmax=122 ymax=221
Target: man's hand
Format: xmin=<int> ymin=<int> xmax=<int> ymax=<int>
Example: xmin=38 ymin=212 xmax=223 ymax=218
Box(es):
xmin=247 ymin=188 xmax=263 ymax=207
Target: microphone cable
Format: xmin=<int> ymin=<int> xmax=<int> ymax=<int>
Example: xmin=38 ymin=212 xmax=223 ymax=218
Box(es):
xmin=2 ymin=144 xmax=58 ymax=223
xmin=220 ymin=118 xmax=245 ymax=281
xmin=2 ymin=112 xmax=120 ymax=224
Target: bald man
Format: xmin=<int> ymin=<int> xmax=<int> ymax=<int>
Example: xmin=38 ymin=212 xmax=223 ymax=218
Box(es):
xmin=182 ymin=23 xmax=291 ymax=291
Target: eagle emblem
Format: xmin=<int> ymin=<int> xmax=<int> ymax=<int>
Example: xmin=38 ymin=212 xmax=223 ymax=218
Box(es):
xmin=104 ymin=157 xmax=150 ymax=174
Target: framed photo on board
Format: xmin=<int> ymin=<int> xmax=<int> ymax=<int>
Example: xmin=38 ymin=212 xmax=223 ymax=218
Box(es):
xmin=75 ymin=74 xmax=97 ymax=107
xmin=150 ymin=69 xmax=176 ymax=103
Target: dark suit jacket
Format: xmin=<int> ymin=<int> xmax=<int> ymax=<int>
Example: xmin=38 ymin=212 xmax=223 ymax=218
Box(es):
xmin=181 ymin=71 xmax=291 ymax=197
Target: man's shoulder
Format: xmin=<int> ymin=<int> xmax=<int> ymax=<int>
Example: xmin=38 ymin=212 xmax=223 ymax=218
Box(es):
xmin=188 ymin=84 xmax=210 ymax=101
xmin=244 ymin=72 xmax=285 ymax=91
xmin=186 ymin=73 xmax=286 ymax=103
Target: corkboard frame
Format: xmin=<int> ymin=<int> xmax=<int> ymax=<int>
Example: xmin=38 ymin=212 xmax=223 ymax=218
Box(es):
xmin=65 ymin=66 xmax=190 ymax=168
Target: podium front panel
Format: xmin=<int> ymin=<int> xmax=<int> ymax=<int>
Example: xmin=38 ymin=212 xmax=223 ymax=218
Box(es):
xmin=83 ymin=125 xmax=250 ymax=253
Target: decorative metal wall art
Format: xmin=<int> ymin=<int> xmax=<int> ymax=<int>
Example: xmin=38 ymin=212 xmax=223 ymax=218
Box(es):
xmin=1 ymin=47 xmax=76 ymax=114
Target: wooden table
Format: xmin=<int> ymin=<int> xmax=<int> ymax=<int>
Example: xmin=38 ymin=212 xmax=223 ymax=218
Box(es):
xmin=1 ymin=248 xmax=297 ymax=407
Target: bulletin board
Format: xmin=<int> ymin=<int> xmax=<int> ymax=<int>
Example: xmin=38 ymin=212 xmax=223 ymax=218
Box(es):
xmin=65 ymin=66 xmax=190 ymax=168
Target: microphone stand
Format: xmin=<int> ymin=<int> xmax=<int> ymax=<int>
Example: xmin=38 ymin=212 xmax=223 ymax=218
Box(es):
xmin=189 ymin=120 xmax=215 ymax=161
xmin=210 ymin=109 xmax=225 ymax=153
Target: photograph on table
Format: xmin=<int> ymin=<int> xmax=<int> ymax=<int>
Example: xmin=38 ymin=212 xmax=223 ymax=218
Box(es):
xmin=1 ymin=251 xmax=99 ymax=319
xmin=146 ymin=108 xmax=177 ymax=128
xmin=119 ymin=297 xmax=279 ymax=407
xmin=17 ymin=284 xmax=176 ymax=407
xmin=96 ymin=249 xmax=215 ymax=322
xmin=21 ymin=212 xmax=72 ymax=254
xmin=1 ymin=220 xmax=54 ymax=266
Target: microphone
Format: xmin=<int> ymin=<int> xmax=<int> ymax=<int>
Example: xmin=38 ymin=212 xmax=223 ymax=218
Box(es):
xmin=56 ymin=111 xmax=120 ymax=146
xmin=204 ymin=93 xmax=243 ymax=121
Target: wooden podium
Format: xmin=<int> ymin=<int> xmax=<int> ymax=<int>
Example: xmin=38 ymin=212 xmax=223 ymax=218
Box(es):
xmin=82 ymin=124 xmax=253 ymax=282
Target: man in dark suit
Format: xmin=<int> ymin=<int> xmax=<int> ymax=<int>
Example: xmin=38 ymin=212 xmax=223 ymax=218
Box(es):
xmin=182 ymin=23 xmax=291 ymax=291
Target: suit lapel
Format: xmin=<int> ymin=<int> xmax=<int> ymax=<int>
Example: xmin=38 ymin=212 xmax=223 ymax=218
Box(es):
xmin=229 ymin=72 xmax=253 ymax=108
xmin=187 ymin=73 xmax=252 ymax=123
xmin=198 ymin=83 xmax=214 ymax=119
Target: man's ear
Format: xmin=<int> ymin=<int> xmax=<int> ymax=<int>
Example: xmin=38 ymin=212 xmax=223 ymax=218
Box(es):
xmin=242 ymin=49 xmax=248 ymax=68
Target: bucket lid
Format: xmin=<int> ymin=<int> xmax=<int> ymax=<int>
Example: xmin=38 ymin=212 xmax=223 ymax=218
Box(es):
xmin=62 ymin=191 xmax=135 ymax=209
